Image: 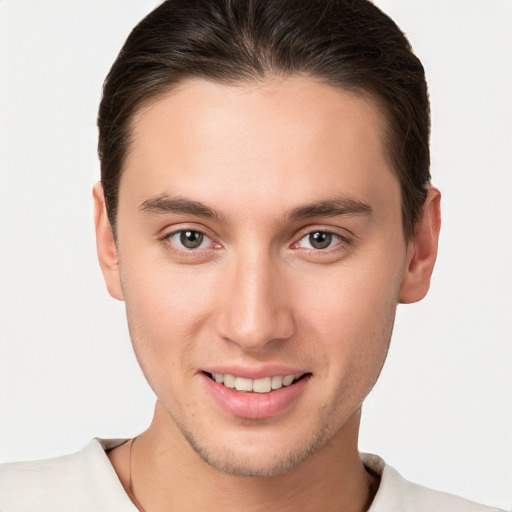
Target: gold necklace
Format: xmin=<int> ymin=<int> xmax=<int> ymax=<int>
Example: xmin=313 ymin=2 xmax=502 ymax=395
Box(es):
xmin=129 ymin=437 xmax=146 ymax=512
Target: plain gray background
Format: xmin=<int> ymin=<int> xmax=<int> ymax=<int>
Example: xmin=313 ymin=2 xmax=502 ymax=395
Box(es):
xmin=0 ymin=1 xmax=511 ymax=509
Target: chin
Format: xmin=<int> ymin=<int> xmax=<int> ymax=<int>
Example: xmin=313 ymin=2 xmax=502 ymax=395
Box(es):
xmin=179 ymin=421 xmax=329 ymax=478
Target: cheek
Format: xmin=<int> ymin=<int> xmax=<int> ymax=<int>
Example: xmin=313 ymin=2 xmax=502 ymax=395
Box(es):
xmin=119 ymin=260 xmax=218 ymax=381
xmin=303 ymin=283 xmax=397 ymax=419
xmin=122 ymin=257 xmax=217 ymax=326
xmin=304 ymin=287 xmax=396 ymax=372
xmin=295 ymin=248 xmax=404 ymax=377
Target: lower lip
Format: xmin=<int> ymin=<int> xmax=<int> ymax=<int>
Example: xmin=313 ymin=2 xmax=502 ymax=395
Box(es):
xmin=201 ymin=373 xmax=310 ymax=420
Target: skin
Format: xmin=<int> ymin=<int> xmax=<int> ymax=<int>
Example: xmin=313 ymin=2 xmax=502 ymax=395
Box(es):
xmin=94 ymin=77 xmax=441 ymax=511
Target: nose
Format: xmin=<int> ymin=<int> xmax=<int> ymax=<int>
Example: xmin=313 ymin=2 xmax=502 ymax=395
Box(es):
xmin=215 ymin=249 xmax=296 ymax=352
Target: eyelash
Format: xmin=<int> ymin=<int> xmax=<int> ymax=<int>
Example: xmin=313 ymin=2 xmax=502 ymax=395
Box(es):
xmin=161 ymin=228 xmax=219 ymax=255
xmin=160 ymin=227 xmax=352 ymax=257
xmin=292 ymin=230 xmax=351 ymax=253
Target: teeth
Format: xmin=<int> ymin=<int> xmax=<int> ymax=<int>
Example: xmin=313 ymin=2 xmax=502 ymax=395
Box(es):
xmin=271 ymin=376 xmax=283 ymax=389
xmin=234 ymin=377 xmax=253 ymax=392
xmin=223 ymin=374 xmax=235 ymax=388
xmin=282 ymin=375 xmax=295 ymax=386
xmin=253 ymin=377 xmax=272 ymax=393
xmin=210 ymin=373 xmax=301 ymax=393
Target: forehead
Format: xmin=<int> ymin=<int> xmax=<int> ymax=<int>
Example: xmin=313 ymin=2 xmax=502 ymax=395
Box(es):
xmin=120 ymin=76 xmax=398 ymax=220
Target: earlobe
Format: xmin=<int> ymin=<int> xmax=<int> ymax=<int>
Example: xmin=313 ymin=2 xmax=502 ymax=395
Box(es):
xmin=93 ymin=182 xmax=124 ymax=301
xmin=399 ymin=186 xmax=441 ymax=304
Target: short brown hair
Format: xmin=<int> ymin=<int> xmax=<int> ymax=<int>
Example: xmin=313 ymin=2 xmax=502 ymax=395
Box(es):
xmin=98 ymin=0 xmax=430 ymax=239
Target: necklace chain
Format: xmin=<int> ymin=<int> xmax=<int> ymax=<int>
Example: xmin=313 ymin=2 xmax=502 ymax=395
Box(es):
xmin=129 ymin=436 xmax=146 ymax=512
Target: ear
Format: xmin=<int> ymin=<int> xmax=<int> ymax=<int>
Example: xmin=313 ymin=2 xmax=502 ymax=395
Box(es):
xmin=399 ymin=186 xmax=441 ymax=304
xmin=93 ymin=182 xmax=124 ymax=301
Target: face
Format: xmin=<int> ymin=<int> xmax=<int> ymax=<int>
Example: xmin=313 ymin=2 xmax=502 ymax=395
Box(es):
xmin=102 ymin=77 xmax=415 ymax=476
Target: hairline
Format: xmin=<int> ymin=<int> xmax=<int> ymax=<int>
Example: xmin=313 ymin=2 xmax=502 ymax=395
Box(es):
xmin=108 ymin=74 xmax=412 ymax=240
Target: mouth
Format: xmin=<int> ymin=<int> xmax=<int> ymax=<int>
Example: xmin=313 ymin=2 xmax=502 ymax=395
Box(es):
xmin=205 ymin=372 xmax=310 ymax=394
xmin=202 ymin=369 xmax=312 ymax=419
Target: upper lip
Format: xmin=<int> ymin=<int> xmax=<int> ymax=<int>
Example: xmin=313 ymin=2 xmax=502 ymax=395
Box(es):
xmin=201 ymin=365 xmax=309 ymax=380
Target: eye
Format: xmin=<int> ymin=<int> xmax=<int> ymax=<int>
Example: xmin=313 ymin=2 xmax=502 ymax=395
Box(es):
xmin=166 ymin=230 xmax=212 ymax=250
xmin=296 ymin=231 xmax=344 ymax=250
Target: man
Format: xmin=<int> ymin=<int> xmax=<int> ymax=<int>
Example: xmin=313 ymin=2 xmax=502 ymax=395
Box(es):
xmin=0 ymin=1 xmax=507 ymax=510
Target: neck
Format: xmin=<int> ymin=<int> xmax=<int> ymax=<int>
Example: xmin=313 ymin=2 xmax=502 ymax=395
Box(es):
xmin=111 ymin=402 xmax=378 ymax=512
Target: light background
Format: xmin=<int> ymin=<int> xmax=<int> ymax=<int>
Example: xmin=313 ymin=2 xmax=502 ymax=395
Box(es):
xmin=0 ymin=1 xmax=510 ymax=509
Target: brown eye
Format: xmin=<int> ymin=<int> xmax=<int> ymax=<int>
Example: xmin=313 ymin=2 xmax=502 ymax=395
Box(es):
xmin=179 ymin=230 xmax=204 ymax=249
xmin=308 ymin=232 xmax=333 ymax=249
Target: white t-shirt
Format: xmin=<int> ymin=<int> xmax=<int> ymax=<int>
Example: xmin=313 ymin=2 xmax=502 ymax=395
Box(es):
xmin=0 ymin=439 xmax=505 ymax=511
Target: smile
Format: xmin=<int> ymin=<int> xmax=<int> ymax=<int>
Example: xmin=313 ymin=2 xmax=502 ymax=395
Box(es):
xmin=203 ymin=370 xmax=311 ymax=419
xmin=208 ymin=373 xmax=306 ymax=393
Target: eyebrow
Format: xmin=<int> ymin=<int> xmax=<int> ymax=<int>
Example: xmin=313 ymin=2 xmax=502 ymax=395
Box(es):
xmin=286 ymin=196 xmax=373 ymax=221
xmin=139 ymin=193 xmax=373 ymax=222
xmin=139 ymin=194 xmax=225 ymax=221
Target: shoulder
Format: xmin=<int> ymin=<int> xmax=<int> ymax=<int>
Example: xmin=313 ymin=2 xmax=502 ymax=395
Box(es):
xmin=362 ymin=453 xmax=506 ymax=512
xmin=0 ymin=438 xmax=135 ymax=512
